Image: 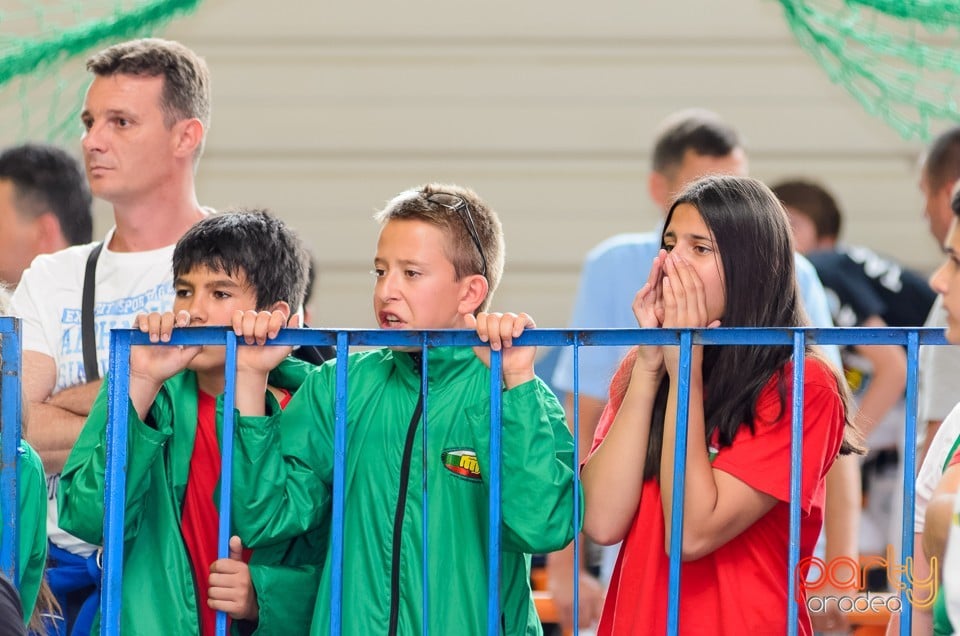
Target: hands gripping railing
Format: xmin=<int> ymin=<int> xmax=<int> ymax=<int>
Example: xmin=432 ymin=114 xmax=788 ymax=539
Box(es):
xmin=0 ymin=324 xmax=949 ymax=635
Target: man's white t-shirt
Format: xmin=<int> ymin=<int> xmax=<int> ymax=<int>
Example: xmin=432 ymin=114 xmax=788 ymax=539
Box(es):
xmin=11 ymin=227 xmax=177 ymax=555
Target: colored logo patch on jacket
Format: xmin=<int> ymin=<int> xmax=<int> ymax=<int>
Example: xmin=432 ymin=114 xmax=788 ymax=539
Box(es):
xmin=441 ymin=449 xmax=482 ymax=481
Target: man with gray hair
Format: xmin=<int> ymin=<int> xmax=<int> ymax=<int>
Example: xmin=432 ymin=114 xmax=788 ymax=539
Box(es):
xmin=11 ymin=38 xmax=213 ymax=634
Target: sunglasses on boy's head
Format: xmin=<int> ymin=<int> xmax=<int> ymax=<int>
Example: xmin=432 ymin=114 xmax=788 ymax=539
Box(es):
xmin=425 ymin=192 xmax=488 ymax=278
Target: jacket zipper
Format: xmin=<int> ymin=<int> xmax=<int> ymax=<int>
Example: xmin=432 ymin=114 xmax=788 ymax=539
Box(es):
xmin=388 ymin=392 xmax=424 ymax=636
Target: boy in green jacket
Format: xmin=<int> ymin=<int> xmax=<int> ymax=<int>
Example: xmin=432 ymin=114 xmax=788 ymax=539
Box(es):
xmin=3 ymin=440 xmax=46 ymax=628
xmin=230 ymin=184 xmax=578 ymax=635
xmin=58 ymin=210 xmax=324 ymax=635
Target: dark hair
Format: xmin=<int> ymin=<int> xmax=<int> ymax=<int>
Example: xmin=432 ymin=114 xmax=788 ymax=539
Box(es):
xmin=87 ymin=38 xmax=211 ymax=156
xmin=374 ymin=183 xmax=505 ymax=312
xmin=924 ymin=126 xmax=960 ymax=192
xmin=173 ymin=209 xmax=309 ymax=310
xmin=651 ymin=109 xmax=742 ymax=175
xmin=952 ymin=183 xmax=960 ymax=217
xmin=771 ymin=179 xmax=843 ymax=241
xmin=304 ymin=255 xmax=318 ymax=305
xmin=611 ymin=176 xmax=858 ymax=479
xmin=0 ymin=144 xmax=92 ymax=245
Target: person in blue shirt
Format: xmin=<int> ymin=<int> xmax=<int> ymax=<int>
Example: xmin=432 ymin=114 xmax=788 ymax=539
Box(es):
xmin=547 ymin=108 xmax=842 ymax=632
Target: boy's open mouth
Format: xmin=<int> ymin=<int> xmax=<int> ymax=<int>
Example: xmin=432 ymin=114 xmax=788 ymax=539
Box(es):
xmin=380 ymin=313 xmax=405 ymax=328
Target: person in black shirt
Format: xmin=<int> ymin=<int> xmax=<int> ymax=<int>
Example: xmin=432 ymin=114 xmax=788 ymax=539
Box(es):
xmin=773 ymin=178 xmax=935 ymax=570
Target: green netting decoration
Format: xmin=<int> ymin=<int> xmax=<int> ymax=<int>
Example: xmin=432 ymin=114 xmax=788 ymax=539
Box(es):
xmin=779 ymin=0 xmax=960 ymax=141
xmin=0 ymin=0 xmax=203 ymax=145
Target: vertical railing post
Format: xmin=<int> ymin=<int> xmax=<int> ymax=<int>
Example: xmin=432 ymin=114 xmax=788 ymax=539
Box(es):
xmin=102 ymin=329 xmax=133 ymax=635
xmin=0 ymin=317 xmax=22 ymax=585
xmin=330 ymin=331 xmax=349 ymax=636
xmin=571 ymin=333 xmax=581 ymax=633
xmin=487 ymin=349 xmax=503 ymax=636
xmin=899 ymin=330 xmax=920 ymax=635
xmin=420 ymin=337 xmax=430 ymax=636
xmin=214 ymin=332 xmax=239 ymax=636
xmin=786 ymin=330 xmax=807 ymax=636
xmin=666 ymin=329 xmax=693 ymax=635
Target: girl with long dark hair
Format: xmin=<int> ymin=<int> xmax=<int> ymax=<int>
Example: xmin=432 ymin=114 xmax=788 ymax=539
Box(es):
xmin=581 ymin=175 xmax=861 ymax=635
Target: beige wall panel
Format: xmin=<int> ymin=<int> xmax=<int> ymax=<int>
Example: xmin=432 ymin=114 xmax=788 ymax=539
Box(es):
xmin=76 ymin=0 xmax=946 ymax=328
xmin=171 ymin=0 xmax=791 ymax=40
xmin=195 ymin=41 xmax=910 ymax=156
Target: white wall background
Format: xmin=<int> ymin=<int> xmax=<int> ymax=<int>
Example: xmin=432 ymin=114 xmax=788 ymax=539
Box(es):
xmin=82 ymin=0 xmax=936 ymax=328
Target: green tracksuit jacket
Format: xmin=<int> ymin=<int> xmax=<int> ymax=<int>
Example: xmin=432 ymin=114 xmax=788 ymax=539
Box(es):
xmin=232 ymin=346 xmax=578 ymax=635
xmin=2 ymin=441 xmax=46 ymax=623
xmin=58 ymin=358 xmax=325 ymax=635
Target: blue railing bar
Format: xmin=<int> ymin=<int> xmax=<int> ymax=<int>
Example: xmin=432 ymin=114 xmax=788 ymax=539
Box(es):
xmin=487 ymin=349 xmax=503 ymax=636
xmin=786 ymin=331 xmax=807 ymax=636
xmin=90 ymin=324 xmax=949 ymax=636
xmin=102 ymin=330 xmax=133 ymax=636
xmin=666 ymin=330 xmax=693 ymax=635
xmin=571 ymin=334 xmax=581 ymax=632
xmin=214 ymin=334 xmax=239 ymax=636
xmin=420 ymin=336 xmax=429 ymax=636
xmin=115 ymin=326 xmax=950 ymax=350
xmin=330 ymin=331 xmax=349 ymax=636
xmin=0 ymin=317 xmax=21 ymax=585
xmin=900 ymin=332 xmax=921 ymax=635
xmin=578 ymin=327 xmax=949 ymax=348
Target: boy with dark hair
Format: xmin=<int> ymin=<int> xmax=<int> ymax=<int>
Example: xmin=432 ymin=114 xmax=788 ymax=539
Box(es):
xmin=769 ymin=178 xmax=843 ymax=254
xmin=0 ymin=143 xmax=92 ymax=286
xmin=58 ymin=209 xmax=323 ymax=635
xmin=229 ymin=184 xmax=576 ymax=634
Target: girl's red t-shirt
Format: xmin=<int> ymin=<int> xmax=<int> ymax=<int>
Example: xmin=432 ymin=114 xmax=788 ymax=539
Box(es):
xmin=591 ymin=358 xmax=845 ymax=636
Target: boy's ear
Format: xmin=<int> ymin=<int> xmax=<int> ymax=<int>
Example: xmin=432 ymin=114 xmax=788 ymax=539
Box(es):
xmin=457 ymin=274 xmax=489 ymax=315
xmin=266 ymin=300 xmax=292 ymax=320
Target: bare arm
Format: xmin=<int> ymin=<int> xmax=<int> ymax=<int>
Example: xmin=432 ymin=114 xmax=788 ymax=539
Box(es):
xmin=922 ymin=463 xmax=960 ymax=565
xmin=920 ymin=419 xmax=943 ymax=466
xmin=883 ymin=533 xmax=934 ymax=635
xmin=852 ymin=316 xmax=907 ymax=439
xmin=21 ymin=351 xmax=92 ymax=473
xmin=583 ymin=255 xmax=669 ymax=545
xmin=581 ymin=364 xmax=659 ymax=545
xmin=809 ymin=454 xmax=861 ymax=634
xmin=919 ymin=464 xmax=959 ymax=636
xmin=566 ymin=392 xmax=606 ymax=467
xmin=823 ymin=453 xmax=861 ymax=565
xmin=45 ymin=380 xmax=102 ymax=416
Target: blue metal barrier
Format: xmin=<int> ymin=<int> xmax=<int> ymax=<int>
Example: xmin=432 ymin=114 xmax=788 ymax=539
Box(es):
xmin=0 ymin=317 xmax=21 ymax=587
xmin=0 ymin=324 xmax=947 ymax=634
